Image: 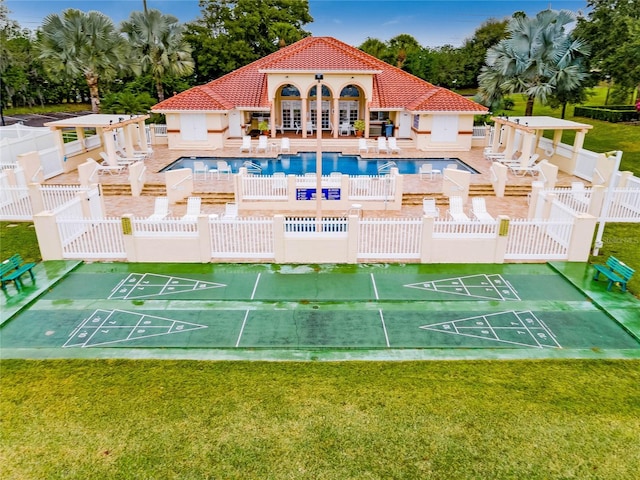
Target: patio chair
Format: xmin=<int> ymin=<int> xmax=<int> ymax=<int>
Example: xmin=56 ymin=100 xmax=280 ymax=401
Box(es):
xmin=306 ymin=122 xmax=315 ymax=134
xmin=388 ymin=137 xmax=401 ymax=154
xmin=423 ymin=198 xmax=440 ymax=218
xmin=256 ymin=135 xmax=268 ymax=153
xmin=339 ymin=122 xmax=352 ymax=136
xmin=419 ymin=163 xmax=441 ymax=180
xmin=193 ymin=161 xmax=209 ymax=180
xmin=471 ymin=197 xmax=494 ymax=222
xmin=358 ymin=138 xmax=369 ymax=153
xmin=148 ymin=197 xmax=171 ymax=220
xmin=240 ymin=135 xmax=252 ymax=153
xmin=294 ymin=122 xmax=301 ymax=134
xmin=446 ymin=196 xmax=470 ymax=222
xmin=377 ymin=137 xmax=389 ymax=154
xmin=181 ymin=196 xmax=201 ymax=221
xmin=223 ymin=202 xmax=238 ymax=219
xmin=280 ymin=137 xmax=291 ymax=153
xmin=216 ymin=161 xmax=232 ymax=179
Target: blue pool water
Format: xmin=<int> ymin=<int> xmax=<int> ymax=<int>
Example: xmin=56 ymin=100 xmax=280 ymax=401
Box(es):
xmin=161 ymin=152 xmax=478 ymax=176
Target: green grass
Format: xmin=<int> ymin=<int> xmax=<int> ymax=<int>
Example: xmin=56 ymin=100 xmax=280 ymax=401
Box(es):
xmin=3 ymin=103 xmax=91 ymax=115
xmin=503 ymin=87 xmax=640 ymax=175
xmin=1 ymin=359 xmax=638 ymax=480
xmin=591 ymin=223 xmax=640 ymax=295
xmin=0 ymin=222 xmax=41 ymax=263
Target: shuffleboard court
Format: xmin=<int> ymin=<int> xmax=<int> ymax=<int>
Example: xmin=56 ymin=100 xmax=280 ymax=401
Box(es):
xmin=1 ymin=262 xmax=639 ymax=359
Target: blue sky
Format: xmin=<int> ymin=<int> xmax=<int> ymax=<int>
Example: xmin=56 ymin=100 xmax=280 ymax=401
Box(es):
xmin=5 ymin=0 xmax=588 ymax=47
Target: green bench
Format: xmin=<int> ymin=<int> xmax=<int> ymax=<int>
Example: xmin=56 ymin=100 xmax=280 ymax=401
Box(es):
xmin=593 ymin=256 xmax=635 ymax=292
xmin=0 ymin=254 xmax=36 ymax=293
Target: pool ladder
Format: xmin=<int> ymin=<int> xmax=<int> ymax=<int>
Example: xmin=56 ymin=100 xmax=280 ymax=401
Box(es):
xmin=243 ymin=161 xmax=262 ymax=174
xmin=377 ymin=161 xmax=397 ymax=175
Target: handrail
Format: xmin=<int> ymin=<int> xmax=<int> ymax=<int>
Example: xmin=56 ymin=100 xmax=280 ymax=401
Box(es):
xmin=443 ymin=173 xmax=464 ymax=191
xmin=31 ymin=166 xmax=44 ymax=182
xmin=130 ymin=165 xmax=147 ymax=183
xmin=489 ymin=164 xmax=498 ymax=184
xmin=171 ymin=174 xmax=193 ymax=190
xmin=593 ymin=168 xmax=606 ymax=185
xmin=378 ymin=161 xmax=397 ymax=174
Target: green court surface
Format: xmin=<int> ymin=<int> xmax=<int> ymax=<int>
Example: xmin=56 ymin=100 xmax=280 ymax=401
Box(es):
xmin=1 ymin=262 xmax=639 ymax=360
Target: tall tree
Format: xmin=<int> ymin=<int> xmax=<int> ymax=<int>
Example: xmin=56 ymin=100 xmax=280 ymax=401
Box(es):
xmin=387 ymin=34 xmax=421 ymax=69
xmin=121 ymin=9 xmax=194 ymax=102
xmin=186 ymin=0 xmax=312 ymax=82
xmin=358 ymin=37 xmax=389 ymax=60
xmin=37 ymin=9 xmax=128 ymax=112
xmin=456 ymin=18 xmax=508 ymax=88
xmin=478 ymin=9 xmax=591 ymax=116
xmin=574 ymin=0 xmax=640 ymax=102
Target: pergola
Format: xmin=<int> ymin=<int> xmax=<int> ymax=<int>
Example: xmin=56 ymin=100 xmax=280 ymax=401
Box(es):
xmin=45 ymin=114 xmax=150 ymax=166
xmin=490 ymin=115 xmax=593 ymax=169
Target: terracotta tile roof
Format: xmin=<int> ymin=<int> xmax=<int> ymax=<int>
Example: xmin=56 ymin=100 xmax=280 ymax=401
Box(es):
xmin=152 ymin=36 xmax=487 ymax=114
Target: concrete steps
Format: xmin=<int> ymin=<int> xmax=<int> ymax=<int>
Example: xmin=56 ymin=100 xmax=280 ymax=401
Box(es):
xmin=402 ymin=183 xmax=534 ymax=206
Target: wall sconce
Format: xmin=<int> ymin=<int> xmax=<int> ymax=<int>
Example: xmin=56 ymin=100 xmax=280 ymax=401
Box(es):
xmin=315 ymin=73 xmax=323 ymax=81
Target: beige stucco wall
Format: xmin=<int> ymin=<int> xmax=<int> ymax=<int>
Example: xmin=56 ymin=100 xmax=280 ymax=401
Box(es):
xmin=165 ymin=112 xmax=228 ymax=150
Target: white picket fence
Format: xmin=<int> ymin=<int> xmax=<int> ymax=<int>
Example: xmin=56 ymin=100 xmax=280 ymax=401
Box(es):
xmin=209 ymin=216 xmax=274 ymax=258
xmin=607 ymin=188 xmax=640 ymax=221
xmin=58 ymin=217 xmax=126 ymax=259
xmin=504 ymin=218 xmax=573 ymax=260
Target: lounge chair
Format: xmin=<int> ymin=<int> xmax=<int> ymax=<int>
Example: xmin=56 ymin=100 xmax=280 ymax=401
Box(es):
xmin=471 ymin=197 xmax=494 ymax=222
xmin=280 ymin=137 xmax=291 ymax=153
xmin=256 ymin=135 xmax=268 ymax=153
xmin=99 ymin=151 xmax=135 ymax=167
xmin=181 ymin=196 xmax=201 ymax=221
xmin=446 ymin=196 xmax=470 ymax=222
xmin=148 ymin=197 xmax=171 ymax=220
xmin=358 ymin=138 xmax=369 ymax=153
xmin=217 ymin=161 xmax=232 ymax=179
xmin=423 ymin=198 xmax=440 ymax=218
xmin=419 ymin=163 xmax=441 ymax=180
xmin=377 ymin=137 xmax=389 ymax=154
xmin=388 ymin=137 xmax=401 ymax=154
xmin=508 ymin=154 xmax=540 ymax=176
xmin=240 ymin=135 xmax=252 ymax=153
xmin=87 ymin=157 xmax=126 ymax=177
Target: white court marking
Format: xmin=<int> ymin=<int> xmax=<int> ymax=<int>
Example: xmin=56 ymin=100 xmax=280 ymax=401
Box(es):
xmin=63 ymin=309 xmax=207 ymax=348
xmin=109 ymin=273 xmax=226 ymax=300
xmin=405 ymin=274 xmax=520 ymax=301
xmin=419 ymin=310 xmax=560 ymax=349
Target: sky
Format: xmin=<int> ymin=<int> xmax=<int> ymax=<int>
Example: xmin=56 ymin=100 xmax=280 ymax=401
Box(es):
xmin=5 ymin=0 xmax=588 ymax=47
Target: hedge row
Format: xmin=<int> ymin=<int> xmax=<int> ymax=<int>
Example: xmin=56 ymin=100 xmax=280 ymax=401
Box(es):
xmin=574 ymin=105 xmax=639 ymax=123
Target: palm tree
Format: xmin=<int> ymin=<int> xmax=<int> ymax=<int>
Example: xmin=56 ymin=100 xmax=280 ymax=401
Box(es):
xmin=38 ymin=9 xmax=128 ymax=113
xmin=478 ymin=9 xmax=591 ymax=116
xmin=121 ymin=9 xmax=194 ymax=102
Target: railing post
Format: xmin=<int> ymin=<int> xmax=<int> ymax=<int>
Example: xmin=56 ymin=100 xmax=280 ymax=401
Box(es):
xmin=491 ymin=162 xmax=508 ymax=197
xmin=199 ymin=214 xmax=212 ymax=263
xmin=542 ymin=193 xmax=556 ymax=219
xmin=346 ymin=214 xmax=359 ymax=263
xmin=527 ymin=181 xmax=545 ymax=218
xmin=588 ymin=185 xmax=606 ymax=218
xmin=273 ymin=215 xmax=285 ymax=263
xmin=493 ymin=215 xmax=510 ymax=263
xmin=419 ymin=215 xmax=435 ymax=263
xmin=121 ymin=214 xmax=138 ymax=262
xmin=28 ymin=183 xmax=45 ymax=216
xmin=32 ymin=211 xmax=64 ymax=260
xmin=567 ymin=213 xmax=597 ymax=261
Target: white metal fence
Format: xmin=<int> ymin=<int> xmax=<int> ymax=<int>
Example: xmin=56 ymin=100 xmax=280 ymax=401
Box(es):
xmin=505 ymin=218 xmax=573 ymax=260
xmin=607 ymin=188 xmax=640 ymax=222
xmin=285 ymin=216 xmax=348 ymax=233
xmin=358 ymin=218 xmax=422 ymax=259
xmin=58 ymin=217 xmax=126 ymax=259
xmin=209 ymin=216 xmax=274 ymax=258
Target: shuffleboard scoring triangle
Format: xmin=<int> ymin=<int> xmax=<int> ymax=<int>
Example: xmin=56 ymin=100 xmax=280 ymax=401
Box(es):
xmin=419 ymin=310 xmax=560 ymax=349
xmin=109 ymin=273 xmax=226 ymax=299
xmin=63 ymin=309 xmax=207 ymax=348
xmin=404 ymin=274 xmax=520 ymax=301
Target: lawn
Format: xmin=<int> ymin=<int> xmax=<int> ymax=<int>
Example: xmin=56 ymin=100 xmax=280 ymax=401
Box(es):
xmin=1 ymin=359 xmax=639 ymax=480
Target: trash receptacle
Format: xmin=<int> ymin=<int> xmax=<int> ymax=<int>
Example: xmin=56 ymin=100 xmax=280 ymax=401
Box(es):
xmin=384 ymin=123 xmax=393 ymax=137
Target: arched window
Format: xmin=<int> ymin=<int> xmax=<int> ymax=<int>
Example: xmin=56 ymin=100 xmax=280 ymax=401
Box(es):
xmin=281 ymin=84 xmax=300 ymax=97
xmin=340 ymin=85 xmax=360 ymax=97
xmin=309 ymin=85 xmax=331 ymax=97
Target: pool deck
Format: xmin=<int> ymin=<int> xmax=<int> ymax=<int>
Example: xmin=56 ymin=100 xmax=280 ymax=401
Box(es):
xmin=44 ymin=143 xmax=584 ymax=219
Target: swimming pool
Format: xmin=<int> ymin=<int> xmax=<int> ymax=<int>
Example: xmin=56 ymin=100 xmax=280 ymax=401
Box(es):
xmin=161 ymin=152 xmax=478 ymax=176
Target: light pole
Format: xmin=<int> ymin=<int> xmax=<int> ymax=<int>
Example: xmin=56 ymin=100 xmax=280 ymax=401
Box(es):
xmin=315 ymin=73 xmax=323 ymax=230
